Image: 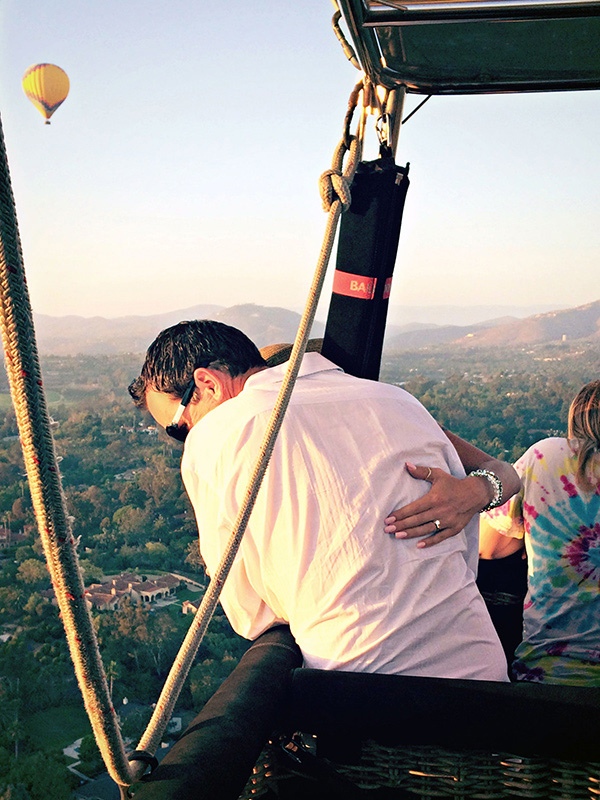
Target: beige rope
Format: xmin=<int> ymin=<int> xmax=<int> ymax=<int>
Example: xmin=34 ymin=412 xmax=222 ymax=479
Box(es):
xmin=0 ymin=114 xmax=135 ymax=789
xmin=132 ymin=127 xmax=364 ymax=780
xmin=0 ymin=74 xmax=366 ymax=791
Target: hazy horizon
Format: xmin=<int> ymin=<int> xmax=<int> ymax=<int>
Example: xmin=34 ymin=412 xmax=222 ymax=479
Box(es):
xmin=31 ymin=298 xmax=576 ymax=329
xmin=1 ymin=1 xmax=599 ymax=319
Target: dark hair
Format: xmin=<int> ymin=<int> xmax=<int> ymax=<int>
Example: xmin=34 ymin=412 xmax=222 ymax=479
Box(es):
xmin=128 ymin=320 xmax=267 ymax=407
xmin=568 ymin=379 xmax=600 ymax=492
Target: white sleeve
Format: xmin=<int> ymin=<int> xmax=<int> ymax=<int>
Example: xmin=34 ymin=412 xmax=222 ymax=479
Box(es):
xmin=182 ymin=453 xmax=285 ymax=641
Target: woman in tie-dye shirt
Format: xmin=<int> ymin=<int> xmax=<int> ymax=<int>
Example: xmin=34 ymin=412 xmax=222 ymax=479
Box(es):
xmin=480 ymin=380 xmax=600 ymax=686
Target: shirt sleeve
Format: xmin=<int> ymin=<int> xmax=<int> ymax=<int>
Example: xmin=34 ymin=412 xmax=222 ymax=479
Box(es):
xmin=182 ymin=436 xmax=286 ymax=641
xmin=215 ymin=547 xmax=286 ymax=641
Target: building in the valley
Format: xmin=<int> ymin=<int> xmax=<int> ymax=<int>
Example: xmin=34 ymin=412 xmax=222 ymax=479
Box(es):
xmin=182 ymin=599 xmax=200 ymax=615
xmin=41 ymin=572 xmax=182 ymax=611
xmin=0 ymin=527 xmax=28 ymax=550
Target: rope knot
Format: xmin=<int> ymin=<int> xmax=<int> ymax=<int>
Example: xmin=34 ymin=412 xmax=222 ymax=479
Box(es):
xmin=319 ymin=168 xmax=352 ymax=212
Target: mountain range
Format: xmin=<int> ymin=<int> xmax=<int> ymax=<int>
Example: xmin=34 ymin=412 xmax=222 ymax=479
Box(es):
xmin=32 ymin=304 xmax=326 ymax=356
xmin=386 ymin=300 xmax=600 ymax=349
xmin=458 ymin=300 xmax=600 ymax=347
xmin=29 ymin=300 xmax=599 ymax=356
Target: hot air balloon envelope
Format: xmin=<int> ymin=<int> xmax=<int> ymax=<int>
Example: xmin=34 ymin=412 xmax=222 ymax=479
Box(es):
xmin=22 ymin=63 xmax=69 ymax=124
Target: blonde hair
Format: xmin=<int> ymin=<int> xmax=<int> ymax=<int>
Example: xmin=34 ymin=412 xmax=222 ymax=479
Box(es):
xmin=568 ymin=380 xmax=600 ymax=493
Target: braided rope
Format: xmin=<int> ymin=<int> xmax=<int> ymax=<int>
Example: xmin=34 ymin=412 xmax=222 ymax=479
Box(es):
xmin=319 ymin=166 xmax=352 ymax=211
xmin=133 ymin=132 xmax=363 ymax=772
xmin=0 ymin=115 xmax=134 ymax=788
xmin=0 ymin=78 xmax=365 ymax=791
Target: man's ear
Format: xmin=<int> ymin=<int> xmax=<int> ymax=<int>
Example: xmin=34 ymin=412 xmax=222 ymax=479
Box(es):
xmin=192 ymin=367 xmax=226 ymax=401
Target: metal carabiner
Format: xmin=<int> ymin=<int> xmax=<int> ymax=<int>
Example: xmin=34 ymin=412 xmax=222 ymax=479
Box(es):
xmin=375 ymin=112 xmax=391 ymax=150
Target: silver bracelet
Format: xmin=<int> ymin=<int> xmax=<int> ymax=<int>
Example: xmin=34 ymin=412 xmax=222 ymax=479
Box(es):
xmin=469 ymin=468 xmax=503 ymax=512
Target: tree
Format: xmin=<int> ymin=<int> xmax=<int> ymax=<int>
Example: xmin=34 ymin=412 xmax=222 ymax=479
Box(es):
xmin=136 ymin=458 xmax=181 ymax=510
xmin=78 ymin=734 xmax=104 ymax=777
xmin=0 ymin=785 xmax=32 ymax=800
xmin=145 ymin=612 xmax=180 ymax=676
xmin=0 ymin=588 xmax=21 ymax=619
xmin=143 ymin=541 xmax=168 ymax=567
xmin=5 ymin=751 xmax=73 ymax=800
xmin=59 ymin=410 xmax=105 ymax=447
xmin=120 ymin=706 xmax=153 ymax=741
xmin=105 ymin=660 xmax=120 ymax=700
xmin=78 ymin=559 xmax=104 ymax=584
xmin=16 ymin=560 xmax=47 ymax=587
xmin=189 ymin=654 xmax=238 ymax=708
xmin=13 ymin=547 xmax=34 ymax=564
xmin=118 ymin=482 xmax=146 ymax=508
xmin=10 ymin=498 xmax=30 ymax=525
xmin=0 ymin=679 xmax=21 ymax=758
xmin=22 ymin=593 xmax=47 ymax=619
xmin=185 ymin=540 xmax=206 ymax=573
xmin=112 ymin=506 xmax=152 ymax=541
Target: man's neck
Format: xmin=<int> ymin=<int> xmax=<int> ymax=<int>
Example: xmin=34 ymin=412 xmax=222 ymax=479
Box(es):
xmin=233 ymin=365 xmax=268 ymax=396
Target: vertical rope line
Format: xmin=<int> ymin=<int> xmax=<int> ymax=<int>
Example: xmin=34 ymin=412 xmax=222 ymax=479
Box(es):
xmin=133 ymin=133 xmax=363 ymax=769
xmin=0 ymin=77 xmax=365 ymax=789
xmin=0 ymin=114 xmax=134 ymax=787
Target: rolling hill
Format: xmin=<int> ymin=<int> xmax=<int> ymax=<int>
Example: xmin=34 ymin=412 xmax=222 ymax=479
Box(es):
xmin=385 ymin=301 xmax=600 ymax=350
xmin=455 ymin=300 xmax=600 ymax=347
xmin=29 ymin=300 xmax=598 ymax=355
xmin=33 ymin=304 xmax=324 ymax=356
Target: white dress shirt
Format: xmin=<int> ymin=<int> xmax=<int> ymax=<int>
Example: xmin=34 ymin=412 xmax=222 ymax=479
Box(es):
xmin=181 ymin=353 xmax=507 ymax=681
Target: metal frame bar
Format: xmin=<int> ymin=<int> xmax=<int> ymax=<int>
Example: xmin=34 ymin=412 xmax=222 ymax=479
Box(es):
xmin=366 ymin=0 xmax=600 ymax=24
xmin=337 ymin=0 xmax=387 ymax=90
xmin=337 ymin=0 xmax=600 ymax=93
xmin=386 ymin=86 xmax=406 ymax=157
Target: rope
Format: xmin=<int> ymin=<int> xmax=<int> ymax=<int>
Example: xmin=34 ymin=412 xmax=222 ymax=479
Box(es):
xmin=132 ymin=127 xmax=364 ymax=776
xmin=0 ymin=114 xmax=134 ymax=788
xmin=343 ymin=80 xmax=364 ymax=149
xmin=402 ymin=95 xmax=432 ymax=125
xmin=319 ymin=154 xmax=353 ymax=212
xmin=0 ymin=75 xmax=365 ymax=789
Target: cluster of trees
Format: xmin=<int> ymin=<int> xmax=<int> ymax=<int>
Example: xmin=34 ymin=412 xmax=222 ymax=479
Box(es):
xmin=0 ymin=342 xmax=598 ymax=796
xmin=381 ymin=340 xmax=599 ymax=460
xmin=400 ymin=372 xmax=573 ymax=461
xmin=0 ymin=751 xmax=75 ymax=800
xmin=0 ymin=353 xmax=246 ymax=797
xmin=0 ymin=384 xmax=199 ymax=577
xmin=0 ymin=616 xmax=78 ymax=799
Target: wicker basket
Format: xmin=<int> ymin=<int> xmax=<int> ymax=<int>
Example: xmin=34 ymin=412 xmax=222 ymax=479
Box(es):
xmin=240 ymin=740 xmax=600 ymax=800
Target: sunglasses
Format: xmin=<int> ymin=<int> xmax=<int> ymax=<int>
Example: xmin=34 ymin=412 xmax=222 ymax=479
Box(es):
xmin=165 ymin=359 xmax=212 ymax=442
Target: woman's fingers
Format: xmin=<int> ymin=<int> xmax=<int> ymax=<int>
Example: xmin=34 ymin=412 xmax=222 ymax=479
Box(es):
xmin=384 ymin=463 xmax=472 ymax=545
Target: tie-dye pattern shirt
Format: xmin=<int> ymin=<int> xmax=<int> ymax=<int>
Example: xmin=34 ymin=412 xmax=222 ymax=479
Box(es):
xmin=484 ymin=437 xmax=600 ymax=686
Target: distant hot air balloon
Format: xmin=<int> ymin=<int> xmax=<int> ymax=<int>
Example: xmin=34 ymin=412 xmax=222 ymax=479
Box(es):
xmin=22 ymin=63 xmax=70 ymax=124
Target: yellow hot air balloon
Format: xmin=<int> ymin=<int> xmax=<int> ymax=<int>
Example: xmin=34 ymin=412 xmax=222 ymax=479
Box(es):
xmin=22 ymin=63 xmax=69 ymax=124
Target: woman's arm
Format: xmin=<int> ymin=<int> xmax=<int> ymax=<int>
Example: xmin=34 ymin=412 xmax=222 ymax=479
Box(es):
xmin=479 ymin=516 xmax=525 ymax=559
xmin=383 ymin=429 xmax=521 ymax=548
xmin=444 ymin=429 xmax=521 ymax=502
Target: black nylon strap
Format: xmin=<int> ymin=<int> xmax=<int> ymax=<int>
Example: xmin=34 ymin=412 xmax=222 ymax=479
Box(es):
xmin=128 ymin=750 xmax=159 ymax=773
xmin=322 ymin=155 xmax=410 ymax=381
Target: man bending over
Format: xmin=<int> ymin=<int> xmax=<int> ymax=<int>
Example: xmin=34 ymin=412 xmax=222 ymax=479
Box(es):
xmin=129 ymin=320 xmax=511 ymax=681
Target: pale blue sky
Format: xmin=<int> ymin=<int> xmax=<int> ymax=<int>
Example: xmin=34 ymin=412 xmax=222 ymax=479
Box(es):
xmin=1 ymin=1 xmax=599 ymax=319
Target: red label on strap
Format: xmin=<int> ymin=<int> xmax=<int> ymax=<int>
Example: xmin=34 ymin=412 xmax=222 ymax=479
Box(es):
xmin=383 ymin=277 xmax=393 ymax=300
xmin=332 ymin=271 xmax=377 ymax=300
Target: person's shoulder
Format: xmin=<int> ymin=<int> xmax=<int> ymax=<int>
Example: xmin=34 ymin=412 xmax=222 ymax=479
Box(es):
xmin=340 ymin=375 xmax=422 ymax=401
xmin=540 ymin=436 xmax=569 ymax=450
xmin=528 ymin=437 xmax=568 ymax=457
xmin=183 ymin=399 xmax=270 ymax=479
xmin=517 ymin=437 xmax=569 ymax=469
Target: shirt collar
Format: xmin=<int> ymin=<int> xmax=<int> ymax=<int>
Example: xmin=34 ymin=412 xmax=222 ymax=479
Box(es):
xmin=245 ymin=352 xmax=342 ymax=389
